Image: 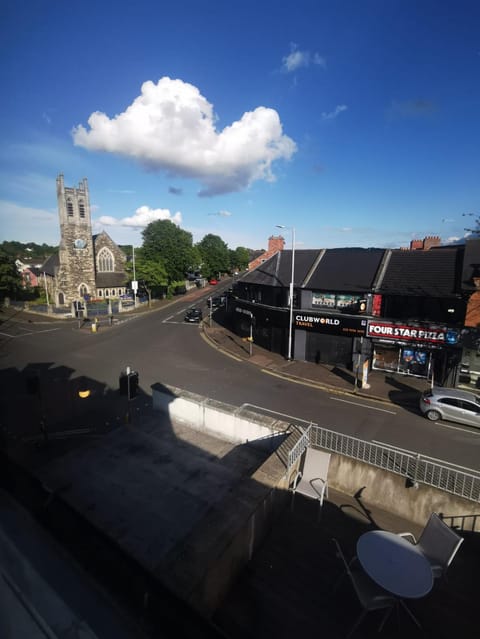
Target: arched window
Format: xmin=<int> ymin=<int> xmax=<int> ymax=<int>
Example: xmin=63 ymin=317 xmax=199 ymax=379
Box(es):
xmin=97 ymin=247 xmax=114 ymax=272
xmin=79 ymin=200 xmax=86 ymax=218
xmin=98 ymin=290 xmax=103 ymax=297
xmin=79 ymin=284 xmax=88 ymax=297
xmin=67 ymin=198 xmax=74 ymax=216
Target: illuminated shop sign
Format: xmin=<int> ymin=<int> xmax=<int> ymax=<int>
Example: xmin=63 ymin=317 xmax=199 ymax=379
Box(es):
xmin=367 ymin=321 xmax=458 ymax=344
xmin=295 ymin=314 xmax=367 ymax=336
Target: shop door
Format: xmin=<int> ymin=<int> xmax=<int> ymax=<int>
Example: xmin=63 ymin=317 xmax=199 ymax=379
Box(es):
xmin=306 ymin=333 xmax=353 ymax=366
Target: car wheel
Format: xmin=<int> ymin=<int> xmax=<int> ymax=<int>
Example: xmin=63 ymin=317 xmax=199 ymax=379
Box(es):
xmin=426 ymin=409 xmax=441 ymax=421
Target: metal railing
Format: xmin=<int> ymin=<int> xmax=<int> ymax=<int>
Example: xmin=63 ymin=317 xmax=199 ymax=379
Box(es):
xmin=287 ymin=424 xmax=480 ymax=503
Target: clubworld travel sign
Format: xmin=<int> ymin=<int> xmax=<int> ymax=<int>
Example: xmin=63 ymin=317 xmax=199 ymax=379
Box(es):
xmin=295 ymin=314 xmax=367 ymax=336
xmin=367 ymin=321 xmax=459 ymax=345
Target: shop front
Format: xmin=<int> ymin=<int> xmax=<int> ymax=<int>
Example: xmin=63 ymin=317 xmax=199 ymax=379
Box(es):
xmin=294 ymin=312 xmax=368 ymax=365
xmin=367 ymin=320 xmax=461 ymax=384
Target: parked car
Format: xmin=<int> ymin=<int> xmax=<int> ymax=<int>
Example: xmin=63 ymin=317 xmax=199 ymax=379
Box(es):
xmin=209 ymin=278 xmax=218 ymax=285
xmin=419 ymin=387 xmax=480 ymax=427
xmin=184 ymin=308 xmax=203 ymax=323
xmin=209 ymin=296 xmax=225 ymax=309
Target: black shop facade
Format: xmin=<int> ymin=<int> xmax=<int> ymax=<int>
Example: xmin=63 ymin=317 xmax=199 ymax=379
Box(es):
xmin=294 ymin=311 xmax=368 ymax=367
xmin=367 ymin=320 xmax=462 ymax=384
xmin=291 ymin=311 xmax=462 ymax=385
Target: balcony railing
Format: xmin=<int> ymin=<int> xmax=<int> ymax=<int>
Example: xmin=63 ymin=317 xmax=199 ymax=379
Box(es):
xmin=287 ymin=424 xmax=480 ymax=503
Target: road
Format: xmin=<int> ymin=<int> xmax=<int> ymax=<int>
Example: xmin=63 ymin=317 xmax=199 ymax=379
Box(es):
xmin=1 ymin=290 xmax=480 ymax=472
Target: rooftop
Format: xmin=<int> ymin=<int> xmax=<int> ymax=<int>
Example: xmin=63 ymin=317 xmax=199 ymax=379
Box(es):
xmin=1 ymin=390 xmax=478 ymax=639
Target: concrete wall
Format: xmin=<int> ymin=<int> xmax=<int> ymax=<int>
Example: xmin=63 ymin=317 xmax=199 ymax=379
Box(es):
xmin=152 ymin=384 xmax=480 ymax=533
xmin=328 ymin=453 xmax=480 ymax=532
xmin=152 ymin=385 xmax=289 ymax=444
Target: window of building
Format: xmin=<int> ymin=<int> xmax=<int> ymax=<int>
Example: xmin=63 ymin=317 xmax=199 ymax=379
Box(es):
xmin=98 ymin=290 xmax=103 ymax=297
xmin=97 ymin=247 xmax=114 ymax=272
xmin=79 ymin=200 xmax=86 ymax=218
xmin=67 ymin=199 xmax=74 ymax=216
xmin=79 ymin=284 xmax=88 ymax=297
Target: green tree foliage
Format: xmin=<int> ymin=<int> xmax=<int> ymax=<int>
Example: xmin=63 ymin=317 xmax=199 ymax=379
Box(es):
xmin=0 ymin=241 xmax=57 ymax=261
xmin=230 ymin=246 xmax=249 ymax=272
xmin=0 ymin=250 xmax=22 ymax=298
xmin=125 ymin=249 xmax=168 ymax=300
xmin=142 ymin=220 xmax=196 ymax=282
xmin=463 ymin=213 xmax=480 ymax=236
xmin=196 ymin=233 xmax=230 ymax=279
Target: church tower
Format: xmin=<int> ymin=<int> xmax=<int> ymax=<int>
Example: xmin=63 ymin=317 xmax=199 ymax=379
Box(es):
xmin=56 ymin=174 xmax=97 ymax=305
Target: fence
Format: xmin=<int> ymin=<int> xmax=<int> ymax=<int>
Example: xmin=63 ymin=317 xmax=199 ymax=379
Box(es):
xmin=287 ymin=424 xmax=480 ymax=503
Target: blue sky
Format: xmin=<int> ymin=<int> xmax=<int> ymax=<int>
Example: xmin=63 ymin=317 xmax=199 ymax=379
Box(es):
xmin=1 ymin=0 xmax=479 ymax=251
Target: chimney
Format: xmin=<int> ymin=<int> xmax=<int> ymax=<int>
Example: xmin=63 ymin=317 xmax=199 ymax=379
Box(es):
xmin=423 ymin=236 xmax=441 ymax=250
xmin=410 ymin=239 xmax=424 ymax=250
xmin=268 ymin=235 xmax=285 ymax=252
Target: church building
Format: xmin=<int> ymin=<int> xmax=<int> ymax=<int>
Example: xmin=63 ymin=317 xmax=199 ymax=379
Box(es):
xmin=43 ymin=175 xmax=128 ymax=307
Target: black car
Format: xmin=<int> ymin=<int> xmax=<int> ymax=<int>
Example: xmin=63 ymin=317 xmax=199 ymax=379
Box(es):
xmin=210 ymin=295 xmax=225 ymax=309
xmin=184 ymin=308 xmax=203 ymax=323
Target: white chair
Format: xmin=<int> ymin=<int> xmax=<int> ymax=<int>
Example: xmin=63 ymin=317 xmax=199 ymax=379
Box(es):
xmin=332 ymin=538 xmax=395 ymax=638
xmin=291 ymin=447 xmax=331 ymax=511
xmin=399 ymin=512 xmax=464 ymax=579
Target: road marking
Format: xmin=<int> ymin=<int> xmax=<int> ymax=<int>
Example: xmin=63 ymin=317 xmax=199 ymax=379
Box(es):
xmin=260 ymin=368 xmax=325 ymax=390
xmin=0 ymin=328 xmax=60 ymax=338
xmin=239 ymin=403 xmax=313 ymax=426
xmin=430 ymin=422 xmax=480 ymax=437
xmin=330 ymin=396 xmax=397 ymax=414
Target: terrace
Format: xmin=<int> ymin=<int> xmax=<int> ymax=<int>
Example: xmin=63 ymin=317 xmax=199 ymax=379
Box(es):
xmin=1 ymin=384 xmax=478 ymax=638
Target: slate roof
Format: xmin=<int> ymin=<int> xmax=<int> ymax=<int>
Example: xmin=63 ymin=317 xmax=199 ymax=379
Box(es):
xmin=306 ymin=248 xmax=385 ymax=292
xmin=242 ymin=250 xmax=320 ymax=287
xmin=40 ymin=253 xmax=59 ymax=276
xmin=461 ymin=239 xmax=480 ymax=292
xmin=376 ymin=247 xmax=463 ymax=297
xmin=95 ymin=272 xmax=128 ymax=287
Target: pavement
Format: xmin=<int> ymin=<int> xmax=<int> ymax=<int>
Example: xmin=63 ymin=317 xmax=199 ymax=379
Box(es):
xmin=201 ymin=314 xmax=430 ymax=409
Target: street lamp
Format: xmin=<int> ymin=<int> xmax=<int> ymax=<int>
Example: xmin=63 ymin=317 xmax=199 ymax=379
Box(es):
xmin=132 ymin=246 xmax=138 ymax=308
xmin=276 ymin=225 xmax=295 ymax=360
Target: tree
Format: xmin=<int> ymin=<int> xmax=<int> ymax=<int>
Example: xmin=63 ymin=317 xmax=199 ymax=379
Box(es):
xmin=0 ymin=250 xmax=22 ymax=299
xmin=230 ymin=246 xmax=249 ymax=272
xmin=142 ymin=220 xmax=196 ymax=282
xmin=463 ymin=213 xmax=480 ymax=236
xmin=125 ymin=250 xmax=168 ymax=303
xmin=196 ymin=234 xmax=230 ymax=280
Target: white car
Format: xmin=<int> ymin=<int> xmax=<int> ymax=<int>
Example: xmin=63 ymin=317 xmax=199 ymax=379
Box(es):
xmin=419 ymin=387 xmax=480 ymax=427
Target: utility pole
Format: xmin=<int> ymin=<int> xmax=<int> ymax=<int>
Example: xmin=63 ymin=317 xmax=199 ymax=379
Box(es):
xmin=132 ymin=246 xmax=137 ymax=308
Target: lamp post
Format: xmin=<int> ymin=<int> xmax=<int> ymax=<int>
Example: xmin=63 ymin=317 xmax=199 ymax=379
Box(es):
xmin=276 ymin=225 xmax=295 ymax=360
xmin=43 ymin=272 xmax=50 ymax=309
xmin=132 ymin=246 xmax=138 ymax=308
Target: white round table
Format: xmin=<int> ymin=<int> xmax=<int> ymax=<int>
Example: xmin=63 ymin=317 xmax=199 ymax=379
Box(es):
xmin=357 ymin=530 xmax=433 ymax=598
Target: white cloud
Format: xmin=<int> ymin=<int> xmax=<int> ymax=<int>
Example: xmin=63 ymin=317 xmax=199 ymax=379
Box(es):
xmin=282 ymin=44 xmax=326 ymax=72
xmin=72 ymin=77 xmax=296 ymax=197
xmin=209 ymin=210 xmax=232 ymax=217
xmin=322 ymin=105 xmax=348 ymax=120
xmin=97 ymin=205 xmax=182 ymax=229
